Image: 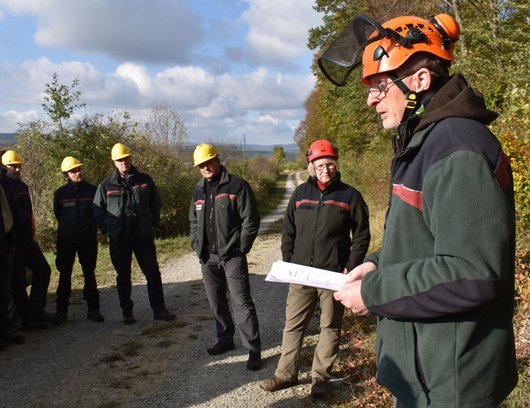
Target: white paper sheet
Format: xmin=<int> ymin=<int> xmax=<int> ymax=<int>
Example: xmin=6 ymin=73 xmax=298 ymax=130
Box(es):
xmin=265 ymin=260 xmax=347 ymax=291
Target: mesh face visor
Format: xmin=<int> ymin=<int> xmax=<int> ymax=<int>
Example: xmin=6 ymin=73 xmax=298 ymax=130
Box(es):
xmin=318 ymin=15 xmax=388 ymax=87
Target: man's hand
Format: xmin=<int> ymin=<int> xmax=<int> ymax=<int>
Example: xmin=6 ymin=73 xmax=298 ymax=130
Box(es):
xmin=334 ymin=261 xmax=377 ymax=315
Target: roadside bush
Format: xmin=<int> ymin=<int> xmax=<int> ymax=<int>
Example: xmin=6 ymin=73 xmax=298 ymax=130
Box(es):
xmin=225 ymin=154 xmax=280 ymax=204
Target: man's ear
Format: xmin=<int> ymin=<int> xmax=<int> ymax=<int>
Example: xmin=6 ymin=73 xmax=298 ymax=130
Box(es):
xmin=412 ymin=68 xmax=432 ymax=92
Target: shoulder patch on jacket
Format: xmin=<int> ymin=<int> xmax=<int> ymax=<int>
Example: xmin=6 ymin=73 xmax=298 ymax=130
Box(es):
xmin=392 ymin=184 xmax=423 ymax=212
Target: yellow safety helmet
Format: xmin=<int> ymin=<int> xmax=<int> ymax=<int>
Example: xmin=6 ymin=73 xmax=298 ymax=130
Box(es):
xmin=61 ymin=156 xmax=83 ymax=173
xmin=1 ymin=150 xmax=24 ymax=166
xmin=193 ymin=143 xmax=219 ymax=166
xmin=111 ymin=143 xmax=131 ymax=161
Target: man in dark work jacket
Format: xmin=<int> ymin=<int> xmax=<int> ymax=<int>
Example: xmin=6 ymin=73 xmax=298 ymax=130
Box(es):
xmin=93 ymin=143 xmax=175 ymax=324
xmin=189 ymin=143 xmax=261 ymax=371
xmin=53 ymin=156 xmax=103 ymax=323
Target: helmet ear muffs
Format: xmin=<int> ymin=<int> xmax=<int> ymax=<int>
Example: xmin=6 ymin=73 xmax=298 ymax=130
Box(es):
xmin=430 ymin=14 xmax=460 ymax=50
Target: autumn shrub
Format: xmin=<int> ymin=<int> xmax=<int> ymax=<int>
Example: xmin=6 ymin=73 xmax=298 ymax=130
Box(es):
xmin=493 ymin=87 xmax=530 ymax=311
xmin=225 ymin=154 xmax=279 ymax=204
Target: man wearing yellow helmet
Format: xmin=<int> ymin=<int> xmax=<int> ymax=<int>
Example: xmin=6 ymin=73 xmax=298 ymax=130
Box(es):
xmin=93 ymin=143 xmax=175 ymax=324
xmin=320 ymin=13 xmax=517 ymax=408
xmin=189 ymin=143 xmax=262 ymax=370
xmin=53 ymin=157 xmax=103 ymax=324
xmin=1 ymin=149 xmax=54 ymax=329
xmin=0 ymin=149 xmax=25 ymax=348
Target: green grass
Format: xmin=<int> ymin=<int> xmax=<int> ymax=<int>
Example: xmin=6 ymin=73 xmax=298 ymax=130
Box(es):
xmin=258 ymin=172 xmax=288 ymax=216
xmin=44 ymin=235 xmax=193 ymax=292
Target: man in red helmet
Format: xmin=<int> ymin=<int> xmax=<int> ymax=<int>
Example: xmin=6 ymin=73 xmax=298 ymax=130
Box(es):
xmin=320 ymin=13 xmax=517 ymax=407
xmin=260 ymin=139 xmax=370 ymax=399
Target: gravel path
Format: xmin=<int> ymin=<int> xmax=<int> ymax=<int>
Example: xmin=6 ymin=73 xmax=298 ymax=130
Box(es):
xmin=0 ymin=171 xmax=352 ymax=408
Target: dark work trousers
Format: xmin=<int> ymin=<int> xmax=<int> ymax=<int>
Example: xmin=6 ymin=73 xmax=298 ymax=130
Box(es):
xmin=55 ymin=241 xmax=100 ymax=312
xmin=0 ymin=246 xmax=14 ymax=334
xmin=11 ymin=241 xmax=51 ymax=321
xmin=109 ymin=237 xmax=166 ymax=315
xmin=201 ymin=252 xmax=261 ymax=353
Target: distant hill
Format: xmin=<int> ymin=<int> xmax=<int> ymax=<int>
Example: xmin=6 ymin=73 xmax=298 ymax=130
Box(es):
xmin=185 ymin=142 xmax=301 ymax=161
xmin=0 ymin=133 xmax=16 ymax=146
xmin=0 ymin=134 xmax=301 ymax=161
xmin=243 ymin=143 xmax=300 ymax=159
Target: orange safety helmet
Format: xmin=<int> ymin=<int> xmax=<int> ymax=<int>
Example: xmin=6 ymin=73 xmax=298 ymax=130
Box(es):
xmin=306 ymin=140 xmax=338 ymax=163
xmin=318 ymin=14 xmax=460 ymax=86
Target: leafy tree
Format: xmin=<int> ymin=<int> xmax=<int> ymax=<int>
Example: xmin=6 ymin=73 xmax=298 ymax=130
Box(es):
xmin=41 ymin=72 xmax=86 ymax=129
xmin=272 ymin=146 xmax=286 ymax=166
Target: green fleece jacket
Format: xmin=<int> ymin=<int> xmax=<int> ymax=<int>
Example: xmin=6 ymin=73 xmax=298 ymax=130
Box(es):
xmin=361 ymin=74 xmax=517 ymax=407
xmin=93 ymin=166 xmax=161 ymax=241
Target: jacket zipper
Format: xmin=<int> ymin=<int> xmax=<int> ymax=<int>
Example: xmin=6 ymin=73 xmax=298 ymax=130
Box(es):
xmin=309 ymin=192 xmax=323 ymax=267
xmin=75 ymin=184 xmax=79 ymax=242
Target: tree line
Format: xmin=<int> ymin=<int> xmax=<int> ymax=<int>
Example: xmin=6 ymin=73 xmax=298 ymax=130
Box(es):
xmin=6 ymin=73 xmax=283 ymax=250
xmin=296 ymin=0 xmax=529 ymax=243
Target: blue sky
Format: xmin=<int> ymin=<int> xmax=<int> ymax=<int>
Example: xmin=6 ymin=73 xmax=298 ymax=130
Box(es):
xmin=0 ymin=0 xmax=322 ymax=145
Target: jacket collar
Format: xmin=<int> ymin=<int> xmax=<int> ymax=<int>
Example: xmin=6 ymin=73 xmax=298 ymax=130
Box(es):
xmin=109 ymin=165 xmax=139 ymax=183
xmin=308 ymin=172 xmax=342 ymax=192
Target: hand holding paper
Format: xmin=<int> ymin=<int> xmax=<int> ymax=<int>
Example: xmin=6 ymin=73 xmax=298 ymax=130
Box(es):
xmin=333 ymin=261 xmax=376 ymax=315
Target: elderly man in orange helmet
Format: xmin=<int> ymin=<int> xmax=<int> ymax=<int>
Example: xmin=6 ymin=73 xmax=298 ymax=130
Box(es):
xmin=319 ymin=13 xmax=517 ymax=408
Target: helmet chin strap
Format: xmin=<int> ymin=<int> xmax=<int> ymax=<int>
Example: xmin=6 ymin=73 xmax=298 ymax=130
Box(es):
xmin=388 ymin=72 xmax=422 ymax=123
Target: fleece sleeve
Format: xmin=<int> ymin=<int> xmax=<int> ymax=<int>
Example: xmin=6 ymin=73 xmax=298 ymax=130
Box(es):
xmin=361 ymin=150 xmax=514 ymax=319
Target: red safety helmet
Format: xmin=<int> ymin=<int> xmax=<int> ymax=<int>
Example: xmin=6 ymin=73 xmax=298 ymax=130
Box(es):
xmin=306 ymin=140 xmax=338 ymax=163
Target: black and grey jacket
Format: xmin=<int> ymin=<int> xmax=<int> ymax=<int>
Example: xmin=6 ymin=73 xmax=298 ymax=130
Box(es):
xmin=54 ymin=180 xmax=97 ymax=244
xmin=282 ymin=174 xmax=370 ymax=272
xmin=189 ymin=166 xmax=260 ymax=263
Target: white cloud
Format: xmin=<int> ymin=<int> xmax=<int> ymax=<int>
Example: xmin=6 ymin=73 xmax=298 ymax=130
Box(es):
xmin=0 ymin=110 xmax=39 ymax=133
xmin=0 ymin=58 xmax=314 ymax=144
xmin=0 ymin=0 xmax=203 ymax=64
xmin=239 ymin=0 xmax=322 ymax=65
xmin=0 ymin=0 xmax=320 ymax=144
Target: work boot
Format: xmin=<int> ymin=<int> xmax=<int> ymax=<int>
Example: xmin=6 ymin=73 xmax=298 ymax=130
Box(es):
xmin=54 ymin=310 xmax=68 ymax=324
xmin=153 ymin=309 xmax=176 ymax=321
xmin=87 ymin=309 xmax=104 ymax=322
xmin=123 ymin=312 xmax=137 ymax=325
xmin=24 ymin=311 xmax=56 ymax=329
xmin=247 ymin=350 xmax=261 ymax=371
xmin=310 ymin=378 xmax=329 ymax=399
xmin=206 ymin=341 xmax=235 ymax=355
xmin=0 ymin=331 xmax=25 ymax=345
xmin=259 ymin=375 xmax=299 ymax=392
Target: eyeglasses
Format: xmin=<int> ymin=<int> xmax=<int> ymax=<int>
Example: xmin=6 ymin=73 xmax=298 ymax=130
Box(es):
xmin=367 ymin=72 xmax=415 ymax=98
xmin=314 ymin=162 xmax=336 ymax=172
